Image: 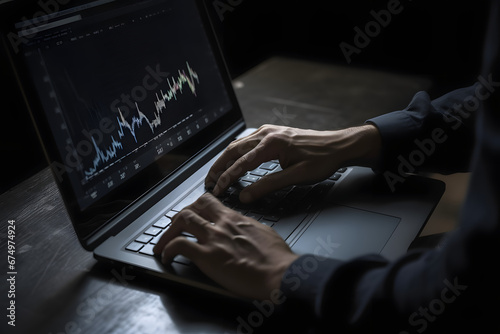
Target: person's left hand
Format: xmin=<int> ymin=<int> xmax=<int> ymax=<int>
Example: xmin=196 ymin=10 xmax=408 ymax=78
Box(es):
xmin=153 ymin=193 xmax=299 ymax=300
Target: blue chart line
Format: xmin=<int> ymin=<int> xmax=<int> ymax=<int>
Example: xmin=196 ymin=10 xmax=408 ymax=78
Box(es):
xmin=83 ymin=62 xmax=200 ymax=179
xmin=87 ymin=136 xmax=123 ymax=176
xmin=117 ymin=102 xmax=155 ymax=143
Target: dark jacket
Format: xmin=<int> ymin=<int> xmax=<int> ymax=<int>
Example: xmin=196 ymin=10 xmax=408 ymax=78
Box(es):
xmin=281 ymin=2 xmax=500 ymax=333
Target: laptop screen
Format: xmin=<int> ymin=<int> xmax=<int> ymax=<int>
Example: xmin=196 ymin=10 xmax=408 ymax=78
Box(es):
xmin=3 ymin=0 xmax=243 ymax=243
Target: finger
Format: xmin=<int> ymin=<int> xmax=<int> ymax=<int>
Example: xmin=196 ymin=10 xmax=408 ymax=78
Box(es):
xmin=160 ymin=236 xmax=206 ymax=265
xmin=212 ymin=140 xmax=279 ymax=196
xmin=186 ymin=193 xmax=236 ymax=223
xmin=205 ymin=126 xmax=275 ymax=192
xmin=153 ymin=209 xmax=211 ymax=255
xmin=239 ymin=162 xmax=311 ymax=203
xmin=205 ymin=137 xmax=258 ymax=189
xmin=211 ymin=151 xmax=263 ymax=196
xmin=186 ymin=194 xmax=254 ymax=239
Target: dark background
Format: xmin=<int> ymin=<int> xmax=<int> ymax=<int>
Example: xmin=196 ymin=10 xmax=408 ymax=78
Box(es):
xmin=0 ymin=0 xmax=488 ymax=194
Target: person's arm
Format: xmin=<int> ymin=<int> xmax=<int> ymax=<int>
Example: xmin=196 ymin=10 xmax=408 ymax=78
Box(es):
xmin=281 ymin=80 xmax=500 ymax=330
xmin=205 ymin=84 xmax=479 ymax=202
xmin=205 ymin=124 xmax=382 ymax=203
xmin=367 ymin=85 xmax=478 ymax=175
xmin=282 ymin=3 xmax=500 ymax=332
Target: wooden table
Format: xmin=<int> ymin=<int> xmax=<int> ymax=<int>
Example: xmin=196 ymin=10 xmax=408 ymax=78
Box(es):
xmin=0 ymin=57 xmax=433 ymax=334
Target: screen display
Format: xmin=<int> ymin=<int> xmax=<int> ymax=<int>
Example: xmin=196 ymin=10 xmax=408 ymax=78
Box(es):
xmin=4 ymin=0 xmax=242 ymax=245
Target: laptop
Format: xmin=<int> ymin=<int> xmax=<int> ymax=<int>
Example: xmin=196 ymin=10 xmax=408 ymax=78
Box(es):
xmin=2 ymin=0 xmax=444 ymax=297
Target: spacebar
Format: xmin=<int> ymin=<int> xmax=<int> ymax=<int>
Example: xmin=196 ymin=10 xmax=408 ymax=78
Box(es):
xmin=172 ymin=184 xmax=207 ymax=212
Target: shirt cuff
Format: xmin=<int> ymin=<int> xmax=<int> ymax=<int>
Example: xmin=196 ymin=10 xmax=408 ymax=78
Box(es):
xmin=365 ymin=91 xmax=433 ymax=172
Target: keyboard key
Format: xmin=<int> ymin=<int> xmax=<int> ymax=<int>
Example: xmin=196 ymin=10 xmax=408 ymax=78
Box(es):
xmin=245 ymin=212 xmax=262 ymax=221
xmin=139 ymin=244 xmax=155 ymax=256
xmin=260 ymin=162 xmax=279 ymax=171
xmin=126 ymin=242 xmax=144 ymax=252
xmin=151 ymin=231 xmax=166 ymax=245
xmin=184 ymin=235 xmax=198 ymax=243
xmin=240 ymin=174 xmax=260 ymax=183
xmin=261 ymin=221 xmax=275 ymax=228
xmin=171 ymin=237 xmax=197 ymax=265
xmin=235 ymin=180 xmax=252 ymax=189
xmin=263 ymin=214 xmax=280 ymax=222
xmin=227 ymin=186 xmax=238 ymax=193
xmin=329 ymin=173 xmax=342 ymax=181
xmin=220 ymin=186 xmax=238 ymax=198
xmin=250 ymin=170 xmax=267 ymax=177
xmin=153 ymin=216 xmax=171 ymax=229
xmin=174 ymin=254 xmax=192 ymax=266
xmin=224 ymin=200 xmax=236 ymax=207
xmin=181 ymin=232 xmax=196 ymax=238
xmin=135 ymin=234 xmax=153 ymax=244
xmin=144 ymin=227 xmax=162 ymax=236
xmin=166 ymin=210 xmax=178 ymax=217
xmin=286 ymin=186 xmax=312 ymax=201
xmin=251 ymin=199 xmax=278 ymax=214
xmin=233 ymin=201 xmax=252 ymax=211
xmin=278 ymin=186 xmax=310 ymax=211
xmin=309 ymin=181 xmax=335 ymax=198
xmin=305 ymin=181 xmax=336 ymax=210
xmin=337 ymin=167 xmax=347 ymax=173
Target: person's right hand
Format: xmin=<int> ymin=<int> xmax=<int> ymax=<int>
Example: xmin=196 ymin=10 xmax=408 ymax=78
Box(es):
xmin=205 ymin=124 xmax=381 ymax=203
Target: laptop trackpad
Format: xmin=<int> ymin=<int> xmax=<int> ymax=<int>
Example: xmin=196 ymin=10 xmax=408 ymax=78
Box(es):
xmin=291 ymin=205 xmax=400 ymax=261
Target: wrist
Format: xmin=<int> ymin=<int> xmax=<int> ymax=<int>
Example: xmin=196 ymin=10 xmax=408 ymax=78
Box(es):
xmin=337 ymin=124 xmax=381 ymax=169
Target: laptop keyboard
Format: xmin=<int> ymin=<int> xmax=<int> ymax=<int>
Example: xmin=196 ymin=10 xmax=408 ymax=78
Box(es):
xmin=125 ymin=160 xmax=348 ymax=265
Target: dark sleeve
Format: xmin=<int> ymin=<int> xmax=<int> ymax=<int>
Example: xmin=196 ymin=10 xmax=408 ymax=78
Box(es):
xmin=280 ymin=2 xmax=500 ymax=333
xmin=366 ymin=85 xmax=478 ymax=175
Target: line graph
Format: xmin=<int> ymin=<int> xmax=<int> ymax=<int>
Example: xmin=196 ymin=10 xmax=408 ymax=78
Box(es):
xmin=83 ymin=62 xmax=200 ymax=178
xmin=116 ymin=102 xmax=154 ymax=143
xmin=154 ymin=62 xmax=199 ymax=114
xmin=86 ymin=136 xmax=124 ymax=176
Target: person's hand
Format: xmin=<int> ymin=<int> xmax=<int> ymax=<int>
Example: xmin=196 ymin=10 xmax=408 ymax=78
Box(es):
xmin=205 ymin=124 xmax=381 ymax=203
xmin=153 ymin=193 xmax=299 ymax=300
